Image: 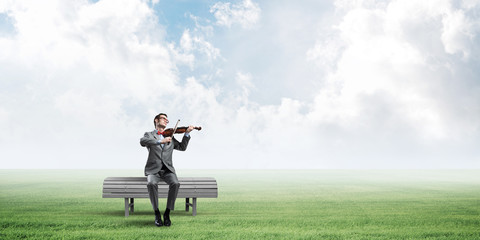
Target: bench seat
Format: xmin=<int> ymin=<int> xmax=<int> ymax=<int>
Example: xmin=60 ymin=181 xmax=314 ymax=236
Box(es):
xmin=102 ymin=177 xmax=218 ymax=217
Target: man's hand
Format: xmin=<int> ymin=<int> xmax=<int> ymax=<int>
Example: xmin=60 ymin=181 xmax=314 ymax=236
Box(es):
xmin=160 ymin=137 xmax=172 ymax=144
xmin=186 ymin=125 xmax=194 ymax=133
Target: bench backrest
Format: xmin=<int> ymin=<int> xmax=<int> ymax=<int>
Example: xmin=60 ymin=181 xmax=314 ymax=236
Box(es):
xmin=102 ymin=177 xmax=218 ymax=198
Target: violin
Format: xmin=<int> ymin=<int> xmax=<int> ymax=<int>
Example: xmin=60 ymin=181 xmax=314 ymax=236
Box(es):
xmin=161 ymin=126 xmax=202 ymax=137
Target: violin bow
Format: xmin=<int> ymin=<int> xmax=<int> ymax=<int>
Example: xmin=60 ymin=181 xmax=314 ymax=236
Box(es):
xmin=170 ymin=119 xmax=180 ymax=141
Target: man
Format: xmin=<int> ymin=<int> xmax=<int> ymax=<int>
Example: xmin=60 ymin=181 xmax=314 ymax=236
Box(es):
xmin=140 ymin=113 xmax=193 ymax=227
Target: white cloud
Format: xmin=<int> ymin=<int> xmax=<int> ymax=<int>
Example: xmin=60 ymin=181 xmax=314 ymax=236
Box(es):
xmin=235 ymin=71 xmax=254 ymax=100
xmin=171 ymin=23 xmax=221 ymax=70
xmin=210 ymin=0 xmax=261 ymax=29
xmin=307 ymin=0 xmax=480 ymax=142
xmin=306 ymin=36 xmax=345 ymax=72
xmin=0 ymin=0 xmax=179 ymax=168
xmin=441 ymin=8 xmax=479 ymax=59
xmin=180 ymin=29 xmax=221 ymax=62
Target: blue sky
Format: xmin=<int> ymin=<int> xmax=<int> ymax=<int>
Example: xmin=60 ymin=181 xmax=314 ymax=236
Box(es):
xmin=0 ymin=0 xmax=480 ymax=169
xmin=155 ymin=1 xmax=212 ymax=41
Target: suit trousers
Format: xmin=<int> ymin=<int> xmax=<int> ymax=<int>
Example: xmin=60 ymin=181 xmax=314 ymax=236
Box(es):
xmin=147 ymin=170 xmax=180 ymax=211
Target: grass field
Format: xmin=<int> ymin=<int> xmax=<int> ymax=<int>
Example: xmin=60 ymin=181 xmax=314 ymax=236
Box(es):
xmin=0 ymin=169 xmax=479 ymax=239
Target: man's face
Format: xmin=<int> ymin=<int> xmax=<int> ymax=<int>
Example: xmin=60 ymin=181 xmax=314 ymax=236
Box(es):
xmin=157 ymin=115 xmax=169 ymax=128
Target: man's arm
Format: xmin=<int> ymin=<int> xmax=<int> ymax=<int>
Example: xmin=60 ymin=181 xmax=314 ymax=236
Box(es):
xmin=173 ymin=134 xmax=190 ymax=151
xmin=173 ymin=125 xmax=193 ymax=151
xmin=140 ymin=132 xmax=159 ymax=147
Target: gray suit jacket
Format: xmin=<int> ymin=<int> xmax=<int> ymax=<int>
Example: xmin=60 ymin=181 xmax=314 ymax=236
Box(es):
xmin=140 ymin=130 xmax=190 ymax=176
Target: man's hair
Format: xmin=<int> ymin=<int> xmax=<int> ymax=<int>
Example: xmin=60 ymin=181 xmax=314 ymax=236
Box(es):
xmin=154 ymin=113 xmax=168 ymax=127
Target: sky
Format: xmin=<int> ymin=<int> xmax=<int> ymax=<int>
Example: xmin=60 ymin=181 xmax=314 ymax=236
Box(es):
xmin=0 ymin=0 xmax=479 ymax=169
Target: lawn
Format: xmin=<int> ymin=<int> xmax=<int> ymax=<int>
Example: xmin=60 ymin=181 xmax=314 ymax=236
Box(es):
xmin=0 ymin=169 xmax=479 ymax=239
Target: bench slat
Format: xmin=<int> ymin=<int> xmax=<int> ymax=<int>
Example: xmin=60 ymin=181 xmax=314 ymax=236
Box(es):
xmin=103 ymin=181 xmax=216 ymax=185
xmin=103 ymin=193 xmax=218 ymax=198
xmin=103 ymin=185 xmax=217 ymax=190
xmin=103 ymin=188 xmax=218 ymax=193
xmin=103 ymin=188 xmax=218 ymax=192
xmin=104 ymin=177 xmax=215 ymax=181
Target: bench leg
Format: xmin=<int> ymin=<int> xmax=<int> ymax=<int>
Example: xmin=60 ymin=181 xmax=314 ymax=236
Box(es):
xmin=124 ymin=198 xmax=134 ymax=217
xmin=192 ymin=197 xmax=197 ymax=216
xmin=185 ymin=198 xmax=196 ymax=215
xmin=124 ymin=198 xmax=129 ymax=217
xmin=130 ymin=198 xmax=134 ymax=213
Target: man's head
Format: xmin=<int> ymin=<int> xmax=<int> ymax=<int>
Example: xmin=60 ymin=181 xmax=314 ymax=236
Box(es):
xmin=154 ymin=113 xmax=169 ymax=128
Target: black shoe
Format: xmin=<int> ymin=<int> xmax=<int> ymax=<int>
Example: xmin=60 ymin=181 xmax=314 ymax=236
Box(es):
xmin=163 ymin=213 xmax=171 ymax=227
xmin=155 ymin=212 xmax=163 ymax=227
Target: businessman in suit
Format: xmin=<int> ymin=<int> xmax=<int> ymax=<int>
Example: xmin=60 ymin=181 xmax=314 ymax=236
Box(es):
xmin=140 ymin=113 xmax=193 ymax=227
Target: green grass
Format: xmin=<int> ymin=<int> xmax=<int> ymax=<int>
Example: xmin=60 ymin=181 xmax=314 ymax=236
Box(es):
xmin=1 ymin=169 xmax=479 ymax=239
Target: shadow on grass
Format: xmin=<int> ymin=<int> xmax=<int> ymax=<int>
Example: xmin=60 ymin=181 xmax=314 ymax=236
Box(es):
xmin=95 ymin=210 xmax=206 ymax=217
xmin=124 ymin=219 xmax=152 ymax=227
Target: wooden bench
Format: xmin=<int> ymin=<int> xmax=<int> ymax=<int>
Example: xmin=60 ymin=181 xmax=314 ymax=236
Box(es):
xmin=102 ymin=177 xmax=218 ymax=217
